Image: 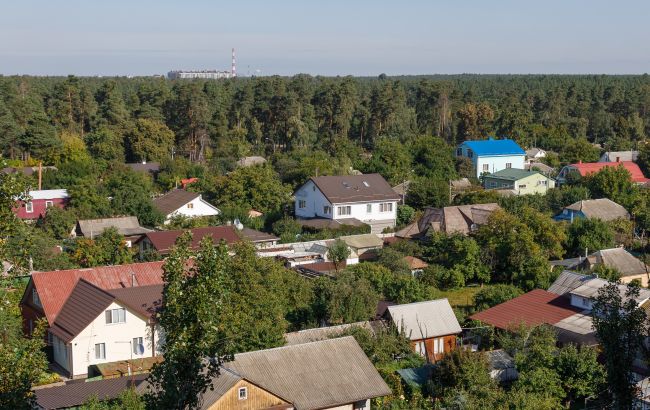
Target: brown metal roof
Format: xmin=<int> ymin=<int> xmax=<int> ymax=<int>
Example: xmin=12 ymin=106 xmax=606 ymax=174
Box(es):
xmin=152 ymin=189 xmax=200 ymax=215
xmin=238 ymin=227 xmax=279 ymax=243
xmin=109 ymin=284 xmax=163 ymax=318
xmin=470 ymin=289 xmax=582 ymax=330
xmin=403 ymin=256 xmax=428 ymax=270
xmin=139 ymin=226 xmax=241 ymax=254
xmin=34 ymin=375 xmax=147 ymax=410
xmin=29 ymin=261 xmax=165 ymax=325
xmin=309 ymin=174 xmax=400 ymax=204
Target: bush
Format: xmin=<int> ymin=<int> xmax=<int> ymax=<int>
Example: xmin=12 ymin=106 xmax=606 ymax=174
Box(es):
xmin=473 ymin=284 xmax=523 ymax=311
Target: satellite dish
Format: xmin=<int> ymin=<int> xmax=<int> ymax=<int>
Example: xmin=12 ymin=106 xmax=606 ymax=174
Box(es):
xmin=136 ymin=344 xmax=145 ymax=355
xmin=234 ymin=218 xmax=244 ymax=230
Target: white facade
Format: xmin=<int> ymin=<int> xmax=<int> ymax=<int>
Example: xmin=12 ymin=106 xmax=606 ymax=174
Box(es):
xmin=457 ymin=145 xmax=526 ymax=178
xmin=167 ymin=70 xmax=233 ymax=80
xmin=294 ymin=180 xmax=397 ymax=232
xmin=570 ymin=294 xmax=593 ymax=311
xmin=51 ymin=301 xmax=161 ymax=378
xmin=164 ymin=195 xmax=220 ymax=223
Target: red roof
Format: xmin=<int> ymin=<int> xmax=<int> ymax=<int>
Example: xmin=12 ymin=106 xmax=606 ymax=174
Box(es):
xmin=568 ymin=161 xmax=649 ymax=183
xmin=140 ymin=226 xmax=241 ymax=254
xmin=181 ymin=177 xmax=199 ymax=189
xmin=469 ymin=289 xmax=581 ymax=330
xmin=29 ymin=261 xmax=165 ymax=325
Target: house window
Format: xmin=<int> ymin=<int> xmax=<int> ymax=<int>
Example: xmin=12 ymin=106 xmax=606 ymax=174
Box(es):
xmin=518 ymin=184 xmax=527 ymax=189
xmin=433 ymin=338 xmax=445 ymax=354
xmin=45 ymin=200 xmax=53 ymax=208
xmin=25 ymin=202 xmax=33 ymax=213
xmin=353 ymin=400 xmax=368 ymax=410
xmin=456 ymin=148 xmax=463 ymax=156
xmin=187 ymin=203 xmax=194 ymax=209
xmin=133 ymin=337 xmax=144 ymax=355
xmin=539 ymin=180 xmax=547 ymax=186
xmin=238 ymin=387 xmax=248 ymax=400
xmin=506 ymin=163 xmax=512 ymax=169
xmin=489 ymin=182 xmax=497 ymax=188
xmin=105 ymin=308 xmax=126 ymax=324
xmin=482 ymin=164 xmax=489 ymax=172
xmin=95 ymin=343 xmax=106 ymax=360
xmin=379 ymin=203 xmax=393 ymax=213
xmin=323 ymin=205 xmax=331 ymax=214
xmin=467 ymin=149 xmax=474 ymax=159
xmin=32 ymin=288 xmax=42 ymax=308
xmin=415 ymin=341 xmax=426 ymax=357
xmin=298 ymin=200 xmax=306 ymax=209
xmin=366 ymin=204 xmax=372 ymax=213
xmin=337 ymin=206 xmax=351 ymax=216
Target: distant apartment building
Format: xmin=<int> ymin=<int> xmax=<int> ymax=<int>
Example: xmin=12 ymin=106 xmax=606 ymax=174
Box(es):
xmin=167 ymin=70 xmax=234 ymax=80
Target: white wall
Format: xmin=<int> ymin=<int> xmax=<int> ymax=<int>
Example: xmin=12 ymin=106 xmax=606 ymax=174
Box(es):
xmin=331 ymin=201 xmax=397 ymax=224
xmin=53 ymin=301 xmax=160 ymax=377
xmin=475 ymin=155 xmax=526 ymax=178
xmin=570 ymin=294 xmax=593 ymax=310
xmin=295 ymin=181 xmax=332 ymax=219
xmin=166 ymin=195 xmax=220 ymax=222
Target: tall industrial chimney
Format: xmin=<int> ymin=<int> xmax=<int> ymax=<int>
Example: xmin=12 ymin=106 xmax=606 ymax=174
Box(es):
xmin=231 ymin=48 xmax=237 ymax=78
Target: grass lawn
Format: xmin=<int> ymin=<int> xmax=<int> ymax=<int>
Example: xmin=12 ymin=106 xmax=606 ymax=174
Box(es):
xmin=433 ymin=284 xmax=490 ymax=310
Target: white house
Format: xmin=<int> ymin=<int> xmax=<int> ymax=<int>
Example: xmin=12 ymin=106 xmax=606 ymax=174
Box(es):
xmin=152 ymin=189 xmax=220 ymax=224
xmin=48 ymin=279 xmax=162 ymax=378
xmin=294 ymin=174 xmax=400 ymax=234
xmin=525 ymin=147 xmax=547 ymax=162
xmin=456 ymin=138 xmax=526 ymax=178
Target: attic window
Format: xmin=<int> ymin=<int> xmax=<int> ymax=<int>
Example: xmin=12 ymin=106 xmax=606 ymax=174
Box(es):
xmin=187 ymin=203 xmax=194 ymax=209
xmin=238 ymin=387 xmax=248 ymax=400
xmin=363 ymin=181 xmax=369 ymax=187
xmin=32 ymin=288 xmax=42 ymax=308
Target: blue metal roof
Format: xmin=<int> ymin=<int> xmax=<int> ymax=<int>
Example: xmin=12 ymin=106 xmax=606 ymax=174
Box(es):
xmin=461 ymin=138 xmax=525 ymax=156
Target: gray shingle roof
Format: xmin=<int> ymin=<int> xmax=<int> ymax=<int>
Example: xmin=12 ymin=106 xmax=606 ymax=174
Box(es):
xmin=565 ymin=198 xmax=630 ymax=221
xmin=284 ymin=321 xmax=382 ymax=346
xmin=588 ymin=248 xmax=649 ymax=277
xmin=387 ymin=299 xmax=462 ymax=340
xmin=76 ymin=216 xmax=153 ymax=238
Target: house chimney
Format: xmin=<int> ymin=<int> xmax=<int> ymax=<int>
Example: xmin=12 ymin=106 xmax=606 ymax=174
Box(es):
xmin=578 ymin=160 xmax=582 ymax=164
xmin=131 ymin=272 xmax=136 ymax=287
xmin=38 ymin=162 xmax=42 ymax=190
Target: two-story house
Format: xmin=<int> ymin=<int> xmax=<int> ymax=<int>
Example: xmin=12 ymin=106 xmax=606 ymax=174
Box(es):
xmin=456 ymin=138 xmax=526 ymax=178
xmin=294 ymin=174 xmax=400 ymax=234
xmin=14 ymin=189 xmax=69 ymax=220
xmin=482 ymin=168 xmax=555 ymax=195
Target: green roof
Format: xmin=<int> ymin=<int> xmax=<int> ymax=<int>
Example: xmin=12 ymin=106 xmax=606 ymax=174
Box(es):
xmin=485 ymin=168 xmax=542 ymax=181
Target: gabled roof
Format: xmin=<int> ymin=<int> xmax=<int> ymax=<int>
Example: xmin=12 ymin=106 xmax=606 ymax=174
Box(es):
xmin=238 ymin=227 xmax=279 ymax=243
xmin=525 ymin=147 xmax=545 ymax=157
xmin=587 ymin=248 xmax=648 ymax=277
xmin=403 ymin=256 xmax=428 ymax=270
xmin=339 ymin=233 xmax=383 ymax=249
xmin=564 ymin=198 xmax=630 ymax=221
xmin=221 ymin=337 xmax=391 ymax=410
xmin=547 ymin=271 xmax=593 ymax=295
xmin=525 ymin=162 xmax=555 ymax=174
xmin=284 ymin=321 xmax=381 ymax=346
xmin=485 ymin=168 xmax=546 ymax=181
xmin=138 ymin=226 xmax=240 ymax=253
xmin=152 ymin=189 xmax=202 ymax=215
xmin=27 ymin=189 xmax=69 ymax=200
xmin=27 ymin=261 xmax=165 ymax=324
xmin=600 ymin=151 xmax=638 ymax=162
xmin=566 ymin=161 xmax=649 ymax=183
xmin=308 ymin=174 xmax=400 ymax=204
xmin=387 ymin=299 xmax=462 ymax=340
xmin=396 ymin=203 xmax=501 ymax=238
xmin=76 ymin=216 xmax=153 ymax=238
xmin=460 ymin=138 xmax=525 ymax=156
xmin=470 ymin=289 xmax=582 ymax=330
xmin=109 ymin=284 xmax=163 ymax=318
xmin=570 ymin=277 xmax=650 ymax=304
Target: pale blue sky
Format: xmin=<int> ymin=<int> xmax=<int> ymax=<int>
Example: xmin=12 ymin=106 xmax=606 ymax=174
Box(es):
xmin=1 ymin=0 xmax=649 ymax=76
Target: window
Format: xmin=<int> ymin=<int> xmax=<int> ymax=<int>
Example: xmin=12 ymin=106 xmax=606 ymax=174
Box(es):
xmin=45 ymin=200 xmax=53 ymax=208
xmin=32 ymin=288 xmax=42 ymax=308
xmin=539 ymin=180 xmax=547 ymax=186
xmin=366 ymin=204 xmax=372 ymax=213
xmin=353 ymin=400 xmax=368 ymax=409
xmin=298 ymin=200 xmax=306 ymax=209
xmin=505 ymin=163 xmax=512 ymax=169
xmin=456 ymin=147 xmax=463 ymax=156
xmin=323 ymin=205 xmax=331 ymax=214
xmin=95 ymin=343 xmax=106 ymax=360
xmin=337 ymin=206 xmax=351 ymax=216
xmin=187 ymin=203 xmax=194 ymax=209
xmin=379 ymin=203 xmax=393 ymax=213
xmin=433 ymin=338 xmax=444 ymax=354
xmin=482 ymin=164 xmax=489 ymax=172
xmin=238 ymin=387 xmax=248 ymax=400
xmin=467 ymin=149 xmax=474 ymax=159
xmin=105 ymin=308 xmax=126 ymax=324
xmin=489 ymin=182 xmax=497 ymax=188
xmin=133 ymin=337 xmax=144 ymax=355
xmin=25 ymin=202 xmax=33 ymax=213
xmin=414 ymin=341 xmax=426 ymax=357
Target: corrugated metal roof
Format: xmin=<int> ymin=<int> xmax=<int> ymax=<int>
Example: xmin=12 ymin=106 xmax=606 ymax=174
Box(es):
xmin=238 ymin=227 xmax=279 ymax=243
xmin=110 ymin=284 xmax=163 ymax=318
xmin=77 ymin=216 xmax=152 ymax=238
xmin=470 ymin=289 xmax=581 ymax=330
xmin=565 ymin=198 xmax=630 ymax=221
xmin=34 ymin=375 xmax=147 ymax=410
xmin=199 ymin=368 xmax=243 ymax=409
xmin=223 ymin=336 xmax=391 ymax=410
xmin=589 ymin=248 xmax=648 ymax=277
xmin=284 ymin=321 xmax=382 ymax=346
xmin=309 ymin=174 xmax=400 ymax=204
xmin=570 ymin=278 xmax=650 ymax=303
xmin=387 ymin=299 xmax=462 ymax=340
xmin=460 ymin=138 xmax=525 ymax=156
xmin=30 ymin=261 xmax=165 ymax=325
xmin=140 ymin=226 xmax=240 ymax=253
xmin=548 ymin=270 xmax=593 ymax=295
xmin=553 ymin=312 xmax=598 ymax=346
xmin=152 ymin=189 xmax=201 ymax=215
xmin=566 ymin=161 xmax=649 ymax=183
xmin=403 ymin=256 xmax=428 ymax=270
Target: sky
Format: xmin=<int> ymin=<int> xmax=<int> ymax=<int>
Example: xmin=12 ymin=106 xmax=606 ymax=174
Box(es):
xmin=1 ymin=0 xmax=649 ymax=76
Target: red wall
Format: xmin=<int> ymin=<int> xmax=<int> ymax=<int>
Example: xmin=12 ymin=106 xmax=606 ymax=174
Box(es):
xmin=14 ymin=198 xmax=68 ymax=220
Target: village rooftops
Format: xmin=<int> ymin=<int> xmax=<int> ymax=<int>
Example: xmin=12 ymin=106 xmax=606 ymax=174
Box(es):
xmin=547 ymin=270 xmax=595 ymax=295
xmin=136 ymin=226 xmax=241 ymax=254
xmin=460 ymin=138 xmax=525 ymax=156
xmin=570 ymin=277 xmax=650 ymax=305
xmin=485 ymin=168 xmax=545 ymax=181
xmin=284 ymin=321 xmax=382 ymax=346
xmin=387 ymin=299 xmax=462 ymax=340
xmin=152 ymin=189 xmax=201 ymax=216
xmin=560 ymin=198 xmax=630 ymax=221
xmin=75 ymin=216 xmax=152 ymax=239
xmin=585 ymin=248 xmax=649 ymax=277
xmin=563 ymin=161 xmax=649 ymax=184
xmin=308 ymin=173 xmax=400 ymax=204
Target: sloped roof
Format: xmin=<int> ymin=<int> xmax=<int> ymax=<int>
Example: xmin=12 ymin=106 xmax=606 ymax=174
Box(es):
xmin=392 ymin=180 xmax=410 ymax=196
xmin=461 ymin=139 xmax=525 ymax=156
xmin=28 ymin=189 xmax=69 ymax=200
xmin=443 ymin=203 xmax=500 ymax=234
xmin=339 ymin=233 xmax=383 ymax=249
xmin=600 ymin=151 xmax=639 ymax=162
xmin=570 ymin=277 xmax=650 ymax=304
xmin=139 ymin=226 xmax=241 ymax=253
xmin=199 ymin=369 xmax=245 ymax=409
xmin=567 ymin=161 xmax=649 ymax=183
xmin=486 ymin=168 xmax=545 ymax=181
xmin=525 ymin=162 xmax=555 ymax=174
xmin=110 ymin=284 xmax=163 ymax=318
xmin=387 ymin=299 xmax=462 ymax=340
xmin=76 ymin=216 xmax=152 ymax=238
xmin=309 ymin=174 xmax=400 ymax=204
xmin=553 ymin=312 xmax=598 ymax=346
xmin=238 ymin=227 xmax=279 ymax=243
xmin=470 ymin=289 xmax=581 ymax=330
xmin=588 ymin=248 xmax=648 ymax=277
xmin=222 ymin=337 xmax=391 ymax=410
xmin=284 ymin=321 xmax=380 ymax=346
xmin=403 ymin=256 xmax=428 ymax=270
xmin=152 ymin=190 xmax=201 ymax=215
xmin=525 ymin=148 xmax=545 ymax=157
xmin=548 ymin=271 xmax=593 ymax=295
xmin=28 ymin=261 xmax=165 ymax=324
xmin=565 ymin=198 xmax=630 ymax=221
xmin=35 ymin=375 xmax=147 ymax=410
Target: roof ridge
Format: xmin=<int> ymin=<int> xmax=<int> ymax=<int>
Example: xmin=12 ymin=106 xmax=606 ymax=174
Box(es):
xmin=31 ymin=260 xmax=164 ymax=276
xmin=235 ymin=335 xmax=356 ymax=357
xmin=388 ymin=298 xmax=450 ymax=309
xmin=77 ymin=278 xmax=119 ymax=299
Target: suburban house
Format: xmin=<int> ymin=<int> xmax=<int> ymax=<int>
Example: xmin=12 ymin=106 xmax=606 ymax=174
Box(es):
xmin=553 ymin=198 xmax=630 ymax=222
xmin=482 ymin=168 xmax=555 ymax=195
xmin=139 ymin=336 xmax=391 ymax=410
xmin=599 ymin=150 xmax=639 ymax=163
xmin=72 ymin=216 xmax=153 ymax=247
xmin=395 ymin=203 xmax=501 ymax=239
xmin=525 ymin=147 xmax=547 ymax=162
xmin=403 ymin=256 xmax=428 ymax=275
xmin=153 ymin=189 xmax=220 ymax=224
xmin=48 ymin=279 xmax=163 ymax=378
xmin=574 ymin=248 xmax=649 ymax=286
xmin=525 ymin=161 xmax=555 ymax=175
xmin=294 ymin=174 xmax=400 ymax=234
xmin=14 ymin=189 xmax=69 ymax=220
xmin=339 ymin=233 xmax=384 ymax=263
xmin=557 ymin=161 xmax=649 ymax=185
xmin=456 ymin=138 xmax=526 ymax=178
xmin=386 ymin=299 xmax=462 ymax=363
